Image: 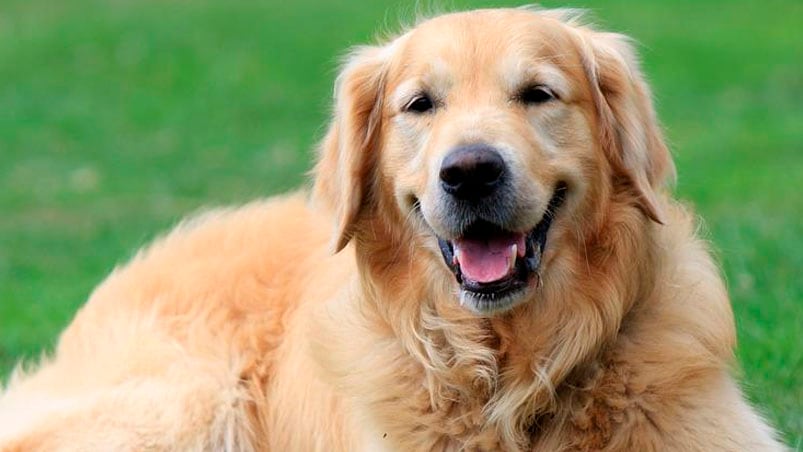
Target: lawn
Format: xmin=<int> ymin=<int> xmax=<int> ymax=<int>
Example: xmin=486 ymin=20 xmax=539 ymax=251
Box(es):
xmin=0 ymin=0 xmax=800 ymax=445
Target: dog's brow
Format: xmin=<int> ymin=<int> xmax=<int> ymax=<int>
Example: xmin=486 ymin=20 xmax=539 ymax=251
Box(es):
xmin=392 ymin=79 xmax=428 ymax=109
xmin=503 ymin=62 xmax=570 ymax=98
xmin=391 ymin=66 xmax=453 ymax=111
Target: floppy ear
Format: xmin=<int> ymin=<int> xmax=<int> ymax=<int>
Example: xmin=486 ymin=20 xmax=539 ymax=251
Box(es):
xmin=578 ymin=30 xmax=676 ymax=223
xmin=312 ymin=46 xmax=389 ymax=252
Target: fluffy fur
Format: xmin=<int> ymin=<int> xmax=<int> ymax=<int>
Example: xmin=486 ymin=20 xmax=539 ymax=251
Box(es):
xmin=0 ymin=8 xmax=785 ymax=451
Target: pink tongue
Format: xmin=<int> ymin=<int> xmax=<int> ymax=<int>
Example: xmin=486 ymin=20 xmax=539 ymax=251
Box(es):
xmin=454 ymin=233 xmax=526 ymax=283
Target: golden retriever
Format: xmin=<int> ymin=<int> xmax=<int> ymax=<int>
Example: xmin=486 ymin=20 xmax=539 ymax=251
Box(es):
xmin=0 ymin=7 xmax=785 ymax=451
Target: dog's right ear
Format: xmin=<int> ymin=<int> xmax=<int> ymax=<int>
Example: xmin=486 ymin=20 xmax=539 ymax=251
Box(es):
xmin=312 ymin=46 xmax=390 ymax=253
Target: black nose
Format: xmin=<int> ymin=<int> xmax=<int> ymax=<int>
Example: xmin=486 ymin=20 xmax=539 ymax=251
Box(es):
xmin=439 ymin=144 xmax=506 ymax=201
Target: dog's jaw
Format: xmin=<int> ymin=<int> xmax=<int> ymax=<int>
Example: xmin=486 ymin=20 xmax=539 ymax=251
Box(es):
xmin=458 ymin=284 xmax=532 ymax=314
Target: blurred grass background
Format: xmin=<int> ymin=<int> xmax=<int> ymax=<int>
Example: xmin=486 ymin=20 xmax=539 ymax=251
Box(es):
xmin=0 ymin=0 xmax=800 ymax=445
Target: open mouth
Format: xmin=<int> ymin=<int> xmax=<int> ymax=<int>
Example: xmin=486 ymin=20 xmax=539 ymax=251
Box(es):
xmin=437 ymin=183 xmax=567 ymax=312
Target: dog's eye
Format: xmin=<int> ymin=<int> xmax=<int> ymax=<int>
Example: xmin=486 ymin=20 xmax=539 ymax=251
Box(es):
xmin=517 ymin=85 xmax=555 ymax=105
xmin=404 ymin=94 xmax=434 ymax=113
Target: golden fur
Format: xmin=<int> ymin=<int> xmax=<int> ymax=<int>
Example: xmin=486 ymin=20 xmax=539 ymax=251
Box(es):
xmin=0 ymin=8 xmax=785 ymax=451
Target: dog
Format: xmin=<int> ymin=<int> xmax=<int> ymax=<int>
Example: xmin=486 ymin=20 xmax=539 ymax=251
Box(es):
xmin=0 ymin=7 xmax=785 ymax=451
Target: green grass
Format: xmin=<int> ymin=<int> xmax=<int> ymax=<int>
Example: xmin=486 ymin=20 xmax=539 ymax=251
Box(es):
xmin=1 ymin=0 xmax=800 ymax=446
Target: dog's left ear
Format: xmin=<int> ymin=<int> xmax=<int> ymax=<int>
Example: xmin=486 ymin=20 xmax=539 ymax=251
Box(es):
xmin=312 ymin=46 xmax=390 ymax=252
xmin=577 ymin=30 xmax=676 ymax=224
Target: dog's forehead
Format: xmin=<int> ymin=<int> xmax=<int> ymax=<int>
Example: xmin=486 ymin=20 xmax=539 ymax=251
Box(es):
xmin=392 ymin=10 xmax=576 ymax=90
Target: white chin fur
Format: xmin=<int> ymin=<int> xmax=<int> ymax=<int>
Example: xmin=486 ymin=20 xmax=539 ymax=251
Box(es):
xmin=458 ymin=288 xmax=528 ymax=315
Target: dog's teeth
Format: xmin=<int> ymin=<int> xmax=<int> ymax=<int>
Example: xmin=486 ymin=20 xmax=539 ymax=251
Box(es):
xmin=453 ymin=247 xmax=461 ymax=266
xmin=509 ymin=245 xmax=517 ymax=271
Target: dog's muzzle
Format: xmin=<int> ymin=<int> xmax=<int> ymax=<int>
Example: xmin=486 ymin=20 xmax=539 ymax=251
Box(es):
xmin=436 ymin=183 xmax=567 ymax=313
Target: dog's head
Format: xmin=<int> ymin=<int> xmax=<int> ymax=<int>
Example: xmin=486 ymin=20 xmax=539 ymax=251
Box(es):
xmin=314 ymin=8 xmax=674 ymax=315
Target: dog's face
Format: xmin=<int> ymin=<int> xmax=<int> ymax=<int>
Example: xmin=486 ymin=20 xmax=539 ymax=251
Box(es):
xmin=314 ymin=9 xmax=673 ymax=315
xmin=382 ymin=12 xmax=596 ymax=313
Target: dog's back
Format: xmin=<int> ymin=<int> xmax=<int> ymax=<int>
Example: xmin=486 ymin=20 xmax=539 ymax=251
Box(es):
xmin=0 ymin=193 xmax=354 ymax=451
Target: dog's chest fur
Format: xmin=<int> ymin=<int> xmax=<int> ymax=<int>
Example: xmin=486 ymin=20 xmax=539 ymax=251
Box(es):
xmin=317 ymin=277 xmax=647 ymax=451
xmin=343 ymin=313 xmax=650 ymax=452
